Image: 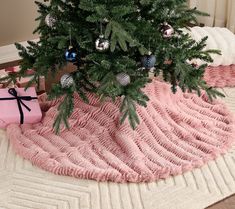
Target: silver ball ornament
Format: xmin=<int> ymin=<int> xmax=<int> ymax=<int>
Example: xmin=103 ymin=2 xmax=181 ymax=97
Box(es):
xmin=95 ymin=35 xmax=110 ymax=52
xmin=60 ymin=74 xmax=74 ymax=88
xmin=116 ymin=73 xmax=131 ymax=86
xmin=160 ymin=22 xmax=174 ymax=38
xmin=45 ymin=14 xmax=56 ymax=28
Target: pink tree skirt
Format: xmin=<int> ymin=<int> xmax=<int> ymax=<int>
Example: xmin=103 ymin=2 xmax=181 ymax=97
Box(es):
xmin=204 ymin=65 xmax=235 ymax=88
xmin=7 ymin=80 xmax=235 ymax=183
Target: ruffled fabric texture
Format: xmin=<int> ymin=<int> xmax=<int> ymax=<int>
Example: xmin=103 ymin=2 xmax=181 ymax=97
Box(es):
xmin=204 ymin=65 xmax=235 ymax=88
xmin=6 ymin=80 xmax=235 ymax=183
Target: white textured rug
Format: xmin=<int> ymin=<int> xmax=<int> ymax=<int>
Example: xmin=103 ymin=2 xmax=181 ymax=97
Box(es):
xmin=0 ymin=88 xmax=235 ymax=209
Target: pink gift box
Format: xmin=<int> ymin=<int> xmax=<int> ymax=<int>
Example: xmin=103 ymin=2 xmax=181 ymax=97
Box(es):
xmin=0 ymin=70 xmax=16 ymax=89
xmin=0 ymin=87 xmax=42 ymax=128
xmin=16 ymin=76 xmax=45 ymax=92
xmin=0 ymin=70 xmax=8 ymax=86
xmin=5 ymin=67 xmax=16 ymax=73
xmin=3 ymin=66 xmax=45 ymax=92
xmin=6 ymin=66 xmax=34 ymax=75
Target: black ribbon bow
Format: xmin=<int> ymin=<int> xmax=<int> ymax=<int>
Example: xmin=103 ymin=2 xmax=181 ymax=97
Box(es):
xmin=0 ymin=88 xmax=38 ymax=124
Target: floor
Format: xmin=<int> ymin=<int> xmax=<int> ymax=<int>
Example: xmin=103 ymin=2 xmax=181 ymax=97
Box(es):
xmin=207 ymin=195 xmax=235 ymax=209
xmin=207 ymin=87 xmax=235 ymax=209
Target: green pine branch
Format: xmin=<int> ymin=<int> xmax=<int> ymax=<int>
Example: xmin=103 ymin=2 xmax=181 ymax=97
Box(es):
xmin=6 ymin=0 xmax=225 ymax=132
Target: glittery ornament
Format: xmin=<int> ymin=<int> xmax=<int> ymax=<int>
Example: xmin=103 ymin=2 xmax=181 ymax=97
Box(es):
xmin=141 ymin=52 xmax=156 ymax=69
xmin=45 ymin=14 xmax=56 ymax=28
xmin=160 ymin=22 xmax=174 ymax=38
xmin=60 ymin=74 xmax=74 ymax=88
xmin=116 ymin=73 xmax=131 ymax=86
xmin=95 ymin=35 xmax=110 ymax=52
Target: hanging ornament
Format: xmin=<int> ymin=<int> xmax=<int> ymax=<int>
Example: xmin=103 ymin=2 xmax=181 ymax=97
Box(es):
xmin=65 ymin=27 xmax=79 ymax=62
xmin=60 ymin=73 xmax=74 ymax=88
xmin=45 ymin=14 xmax=56 ymax=28
xmin=116 ymin=73 xmax=131 ymax=86
xmin=95 ymin=22 xmax=110 ymax=52
xmin=136 ymin=9 xmax=142 ymax=21
xmin=141 ymin=51 xmax=156 ymax=70
xmin=65 ymin=46 xmax=78 ymax=62
xmin=95 ymin=35 xmax=110 ymax=52
xmin=160 ymin=22 xmax=174 ymax=38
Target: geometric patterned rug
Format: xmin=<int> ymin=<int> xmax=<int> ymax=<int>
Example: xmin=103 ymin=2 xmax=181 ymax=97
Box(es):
xmin=0 ymin=87 xmax=235 ymax=209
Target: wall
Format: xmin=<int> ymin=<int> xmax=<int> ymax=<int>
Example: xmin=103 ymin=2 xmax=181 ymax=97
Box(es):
xmin=0 ymin=0 xmax=41 ymax=46
xmin=1 ymin=1 xmax=234 ymax=47
xmin=188 ymin=0 xmax=235 ymax=33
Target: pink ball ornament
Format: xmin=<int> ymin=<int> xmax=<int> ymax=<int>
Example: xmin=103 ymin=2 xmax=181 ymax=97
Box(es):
xmin=160 ymin=22 xmax=174 ymax=38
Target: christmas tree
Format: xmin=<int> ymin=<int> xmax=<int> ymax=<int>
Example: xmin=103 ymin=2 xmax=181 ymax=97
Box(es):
xmin=5 ymin=0 xmax=224 ymax=132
